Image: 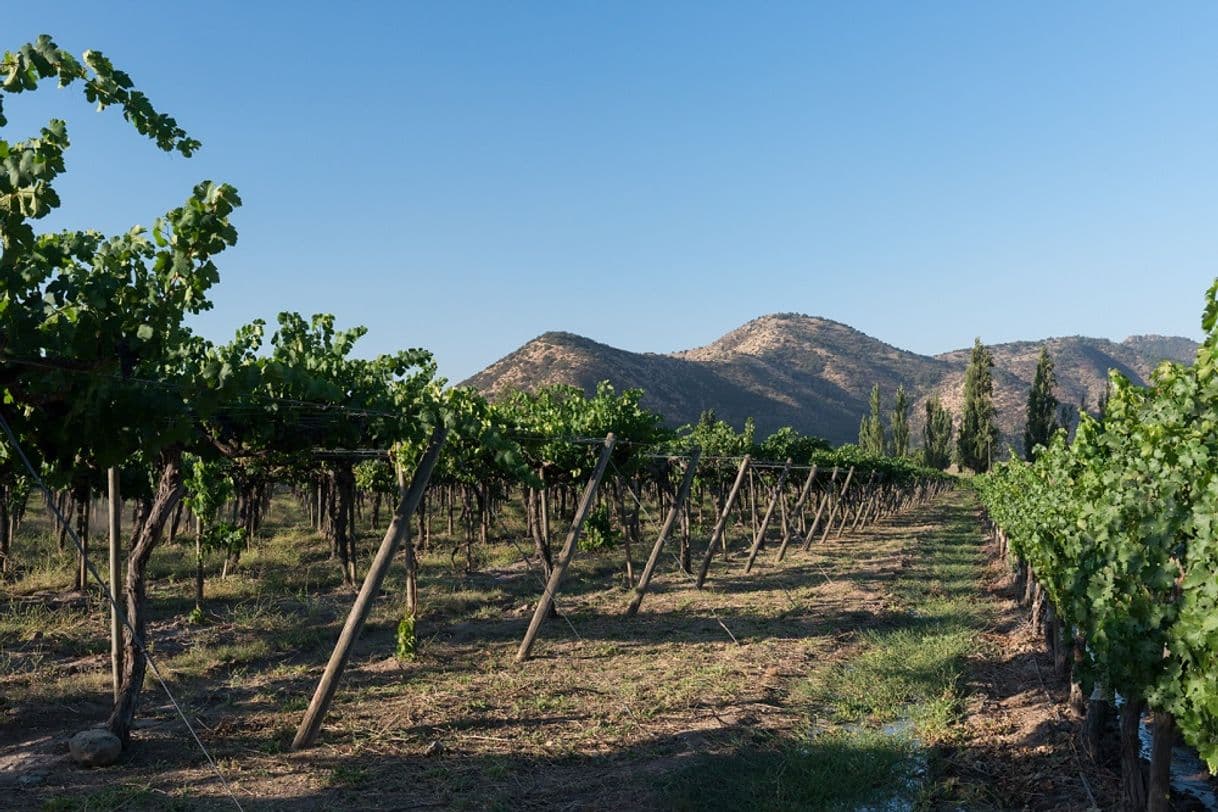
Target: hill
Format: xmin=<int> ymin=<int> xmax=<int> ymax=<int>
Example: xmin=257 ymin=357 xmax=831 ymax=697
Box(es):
xmin=461 ymin=314 xmax=1198 ymax=451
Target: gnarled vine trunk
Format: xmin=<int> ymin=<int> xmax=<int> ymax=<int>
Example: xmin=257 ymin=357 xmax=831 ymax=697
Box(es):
xmin=1119 ymin=697 xmax=1148 ymax=811
xmin=1147 ymin=710 xmax=1175 ymax=812
xmin=1083 ymin=683 xmax=1111 ymax=762
xmin=0 ymin=494 xmax=9 ymax=577
xmin=108 ymin=450 xmax=185 ymax=747
xmin=73 ymin=481 xmax=90 ymax=591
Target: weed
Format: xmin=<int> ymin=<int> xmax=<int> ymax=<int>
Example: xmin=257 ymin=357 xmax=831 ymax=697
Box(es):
xmin=327 ymin=765 xmax=369 ymax=786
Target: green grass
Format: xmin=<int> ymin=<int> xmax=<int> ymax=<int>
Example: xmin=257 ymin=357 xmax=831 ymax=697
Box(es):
xmin=42 ymin=782 xmax=191 ymax=811
xmin=663 ymin=728 xmax=916 ymax=812
xmin=805 ymin=623 xmax=974 ymax=736
xmin=326 ymin=765 xmax=370 ymax=787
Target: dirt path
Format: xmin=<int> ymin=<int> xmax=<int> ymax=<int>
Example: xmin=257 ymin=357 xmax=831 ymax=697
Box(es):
xmin=938 ymin=521 xmax=1123 ymax=810
xmin=1 ymin=488 xmax=1116 ymax=810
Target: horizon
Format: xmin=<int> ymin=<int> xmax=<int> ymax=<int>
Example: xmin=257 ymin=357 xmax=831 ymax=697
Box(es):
xmin=4 ymin=3 xmax=1215 ymax=381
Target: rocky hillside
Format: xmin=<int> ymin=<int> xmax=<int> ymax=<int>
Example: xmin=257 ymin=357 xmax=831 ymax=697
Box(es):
xmin=462 ymin=313 xmax=1198 ymax=451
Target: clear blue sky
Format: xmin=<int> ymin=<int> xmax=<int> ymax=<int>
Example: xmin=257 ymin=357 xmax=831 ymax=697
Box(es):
xmin=6 ymin=2 xmax=1216 ymax=381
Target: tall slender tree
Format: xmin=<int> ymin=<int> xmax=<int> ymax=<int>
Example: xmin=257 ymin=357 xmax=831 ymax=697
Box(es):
xmin=858 ymin=384 xmax=886 ymax=455
xmin=890 ymin=385 xmax=911 ymax=457
xmin=1022 ymin=348 xmax=1058 ymax=460
xmin=923 ymin=397 xmax=954 ymax=470
xmin=957 ymin=338 xmax=998 ymax=472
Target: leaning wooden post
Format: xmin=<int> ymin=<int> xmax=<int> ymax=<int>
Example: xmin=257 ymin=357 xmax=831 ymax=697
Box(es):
xmin=868 ymin=480 xmax=891 ymax=524
xmin=695 ymin=455 xmax=750 ymax=588
xmin=516 ymin=433 xmax=616 ymax=662
xmin=800 ymin=466 xmax=837 ymax=552
xmin=854 ymin=481 xmax=879 ymax=531
xmin=107 ymin=467 xmax=122 ymax=703
xmin=845 ymin=471 xmax=876 ymax=536
xmin=743 ymin=459 xmax=791 ymax=573
xmin=819 ymin=465 xmax=855 ymax=544
xmin=775 ymin=464 xmax=816 ymax=562
xmin=292 ymin=427 xmax=447 ymax=751
xmin=625 ymin=448 xmax=700 ymax=617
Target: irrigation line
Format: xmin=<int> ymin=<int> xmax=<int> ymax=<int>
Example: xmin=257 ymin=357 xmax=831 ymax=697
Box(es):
xmin=0 ymin=413 xmax=245 ymax=812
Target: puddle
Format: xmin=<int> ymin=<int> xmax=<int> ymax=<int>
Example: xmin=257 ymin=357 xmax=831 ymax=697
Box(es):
xmin=881 ymin=718 xmax=914 ymax=737
xmin=812 ymin=714 xmax=926 ymax=812
xmin=853 ymin=753 xmax=926 ymax=812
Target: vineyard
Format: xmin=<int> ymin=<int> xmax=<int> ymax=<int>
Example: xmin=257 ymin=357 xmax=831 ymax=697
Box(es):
xmin=3 ymin=32 xmax=1217 ymax=812
xmin=975 ymin=280 xmax=1218 ymax=812
xmin=0 ymin=36 xmax=961 ymax=810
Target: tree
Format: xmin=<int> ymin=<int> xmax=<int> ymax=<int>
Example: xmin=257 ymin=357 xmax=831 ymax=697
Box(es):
xmin=1022 ymin=348 xmax=1058 ymax=460
xmin=858 ymin=384 xmax=886 ymax=456
xmin=0 ymin=36 xmax=240 ymax=747
xmin=890 ymin=385 xmax=911 ymax=457
xmin=923 ymin=397 xmax=954 ymax=470
xmin=957 ymin=338 xmax=998 ymax=472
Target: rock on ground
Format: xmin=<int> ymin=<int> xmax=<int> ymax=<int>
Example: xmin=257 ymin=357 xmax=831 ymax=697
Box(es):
xmin=68 ymin=729 xmax=121 ymax=768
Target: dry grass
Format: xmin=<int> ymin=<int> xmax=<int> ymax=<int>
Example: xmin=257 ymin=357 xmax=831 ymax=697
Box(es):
xmin=2 ymin=491 xmax=965 ymax=810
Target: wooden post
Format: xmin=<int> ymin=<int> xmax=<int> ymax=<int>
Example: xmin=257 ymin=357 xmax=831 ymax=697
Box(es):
xmin=395 ymin=461 xmax=418 ymax=621
xmin=292 ymin=427 xmax=447 ymax=751
xmin=801 ymin=466 xmax=838 ymax=552
xmin=845 ymin=471 xmax=876 ymax=536
xmin=107 ymin=467 xmax=122 ymax=703
xmin=695 ymin=456 xmax=750 ymax=588
xmin=515 ymin=434 xmax=616 ymax=662
xmin=867 ymin=481 xmax=890 ymax=524
xmin=625 ymin=448 xmax=700 ymax=617
xmin=775 ymin=464 xmax=816 ymax=562
xmin=819 ymin=465 xmax=854 ymax=544
xmin=743 ymin=459 xmax=791 ymax=573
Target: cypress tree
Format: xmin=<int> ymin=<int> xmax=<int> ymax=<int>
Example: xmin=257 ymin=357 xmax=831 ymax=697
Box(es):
xmin=858 ymin=384 xmax=886 ymax=455
xmin=957 ymin=338 xmax=998 ymax=472
xmin=923 ymin=397 xmax=953 ymax=470
xmin=1022 ymin=348 xmax=1058 ymax=460
xmin=890 ymin=385 xmax=910 ymax=457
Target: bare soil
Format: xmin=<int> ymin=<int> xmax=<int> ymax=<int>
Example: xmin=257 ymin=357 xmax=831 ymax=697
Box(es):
xmin=937 ymin=532 xmax=1121 ymax=810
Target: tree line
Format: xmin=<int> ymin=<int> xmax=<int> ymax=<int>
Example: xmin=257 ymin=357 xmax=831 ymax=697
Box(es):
xmin=857 ymin=337 xmax=1071 ymax=474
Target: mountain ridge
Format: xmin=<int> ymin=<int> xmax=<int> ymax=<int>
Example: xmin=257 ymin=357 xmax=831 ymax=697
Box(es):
xmin=461 ymin=314 xmax=1199 ymax=450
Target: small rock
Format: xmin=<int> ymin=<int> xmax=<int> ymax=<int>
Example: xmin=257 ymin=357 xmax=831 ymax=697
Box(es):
xmin=423 ymin=740 xmax=444 ymax=757
xmin=68 ymin=729 xmax=122 ymax=767
xmin=17 ymin=771 xmax=45 ymax=787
